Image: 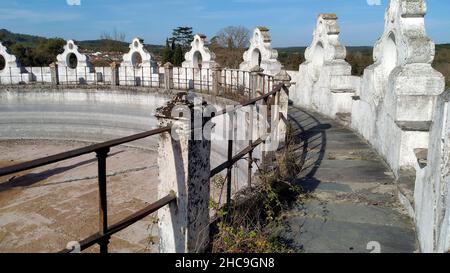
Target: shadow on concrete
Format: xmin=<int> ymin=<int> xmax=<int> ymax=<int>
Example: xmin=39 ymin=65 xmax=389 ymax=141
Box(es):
xmin=288 ymin=106 xmax=331 ymax=193
xmin=0 ymin=150 xmax=125 ymax=192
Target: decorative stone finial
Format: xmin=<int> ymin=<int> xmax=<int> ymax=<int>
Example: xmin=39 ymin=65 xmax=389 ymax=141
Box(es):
xmin=210 ymin=62 xmax=221 ymax=70
xmin=110 ymin=61 xmax=120 ymax=69
xmin=250 ymin=65 xmax=264 ymax=73
xmin=56 ymin=40 xmax=92 ymax=68
xmin=121 ymin=37 xmax=155 ymax=68
xmin=373 ymin=0 xmax=434 ymax=69
xmin=304 ymin=13 xmax=346 ymax=65
xmin=274 ymin=68 xmax=292 ymax=87
xmin=239 ymin=27 xmax=282 ymax=76
xmin=0 ymin=41 xmax=31 ymax=83
xmin=0 ymin=42 xmax=19 ymax=70
xmin=292 ymin=13 xmax=357 ymax=120
xmin=164 ymin=62 xmax=173 ymax=69
xmin=182 ymin=34 xmax=217 ymax=69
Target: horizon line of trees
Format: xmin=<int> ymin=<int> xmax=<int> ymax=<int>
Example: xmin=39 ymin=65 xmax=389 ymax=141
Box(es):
xmin=0 ymin=27 xmax=448 ymax=88
xmin=162 ymin=26 xmax=194 ymax=66
xmin=0 ymin=32 xmax=66 ymax=67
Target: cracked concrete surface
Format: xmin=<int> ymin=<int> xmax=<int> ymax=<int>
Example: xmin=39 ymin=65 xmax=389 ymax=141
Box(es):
xmin=276 ymin=106 xmax=418 ymax=253
xmin=0 ymin=140 xmax=160 ymax=253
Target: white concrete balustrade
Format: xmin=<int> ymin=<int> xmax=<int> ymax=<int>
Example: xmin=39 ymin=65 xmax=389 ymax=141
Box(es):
xmin=289 ymin=0 xmax=447 ymax=253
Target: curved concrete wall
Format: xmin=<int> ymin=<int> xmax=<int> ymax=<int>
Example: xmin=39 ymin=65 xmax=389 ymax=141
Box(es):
xmin=0 ymin=88 xmax=168 ymax=149
xmin=0 ymin=86 xmax=254 ymax=192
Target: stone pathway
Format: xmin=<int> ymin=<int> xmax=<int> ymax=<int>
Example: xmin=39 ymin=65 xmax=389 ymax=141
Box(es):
xmin=277 ymin=106 xmax=418 ymax=253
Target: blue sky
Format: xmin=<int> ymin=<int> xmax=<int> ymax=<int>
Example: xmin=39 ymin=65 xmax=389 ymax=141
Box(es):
xmin=0 ymin=0 xmax=449 ymax=47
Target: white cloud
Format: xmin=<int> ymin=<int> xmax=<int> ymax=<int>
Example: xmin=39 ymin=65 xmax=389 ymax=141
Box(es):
xmin=0 ymin=8 xmax=81 ymax=22
xmin=67 ymin=0 xmax=81 ymax=6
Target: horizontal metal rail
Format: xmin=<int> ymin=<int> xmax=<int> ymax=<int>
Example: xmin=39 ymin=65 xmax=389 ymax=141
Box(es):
xmin=0 ymin=126 xmax=172 ymax=177
xmin=60 ymin=192 xmax=177 ymax=253
xmin=210 ymin=138 xmax=264 ymax=178
xmin=215 ymin=83 xmax=283 ymax=117
xmin=211 ymin=82 xmax=284 ymax=207
xmin=0 ymin=71 xmax=285 ymax=252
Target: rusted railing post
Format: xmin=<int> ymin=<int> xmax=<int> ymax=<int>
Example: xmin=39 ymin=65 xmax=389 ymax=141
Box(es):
xmin=95 ymin=147 xmax=110 ymax=253
xmin=273 ymin=69 xmax=291 ymax=143
xmin=226 ymin=111 xmax=235 ymax=212
xmin=156 ymin=93 xmax=212 ymax=253
xmin=211 ymin=63 xmax=221 ymax=96
xmin=163 ymin=62 xmax=174 ymax=91
xmin=49 ymin=62 xmax=59 ymax=86
xmin=110 ymin=61 xmax=120 ymax=86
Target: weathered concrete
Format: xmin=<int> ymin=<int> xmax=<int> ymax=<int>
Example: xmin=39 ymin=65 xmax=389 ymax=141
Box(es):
xmin=291 ymin=14 xmax=359 ymax=119
xmin=56 ymin=40 xmax=96 ymax=84
xmin=156 ymin=93 xmax=211 ymax=253
xmin=0 ymin=140 xmax=160 ymax=253
xmin=414 ymin=90 xmax=450 ymax=252
xmin=289 ymin=0 xmax=447 ymax=252
xmin=277 ymin=106 xmax=418 ymax=253
xmin=0 ymin=88 xmax=170 ymax=150
xmin=350 ymin=0 xmax=444 ymax=175
xmin=183 ymin=34 xmax=217 ymax=69
xmin=240 ymin=27 xmax=281 ymax=76
xmin=273 ymin=69 xmax=291 ymax=143
xmin=0 ymin=42 xmax=31 ymax=84
xmin=119 ymin=38 xmax=158 ymax=87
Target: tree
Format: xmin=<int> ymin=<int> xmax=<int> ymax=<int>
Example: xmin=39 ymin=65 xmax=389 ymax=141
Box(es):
xmin=278 ymin=52 xmax=304 ymax=71
xmin=32 ymin=38 xmax=66 ymax=66
xmin=100 ymin=27 xmax=126 ymax=42
xmin=0 ymin=31 xmax=5 ymax=42
xmin=100 ymin=27 xmax=127 ymax=52
xmin=163 ymin=26 xmax=193 ymax=65
xmin=433 ymin=47 xmax=450 ymax=88
xmin=210 ymin=26 xmax=251 ymax=69
xmin=172 ymin=44 xmax=184 ymax=66
xmin=345 ymin=50 xmax=374 ymax=76
xmin=213 ymin=26 xmax=250 ymax=50
xmin=171 ymin=26 xmax=194 ymax=49
xmin=162 ymin=39 xmax=174 ymax=64
xmin=10 ymin=43 xmax=31 ymax=66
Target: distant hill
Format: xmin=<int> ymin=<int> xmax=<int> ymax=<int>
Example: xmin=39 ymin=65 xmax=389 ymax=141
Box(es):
xmin=436 ymin=44 xmax=450 ymax=50
xmin=276 ymin=46 xmax=373 ymax=54
xmin=0 ymin=29 xmax=164 ymax=54
xmin=78 ymin=39 xmax=164 ymax=54
xmin=1 ymin=28 xmax=447 ymax=56
xmin=0 ymin=29 xmax=448 ymax=87
xmin=0 ymin=29 xmax=47 ymax=48
xmin=276 ymin=47 xmax=307 ymax=54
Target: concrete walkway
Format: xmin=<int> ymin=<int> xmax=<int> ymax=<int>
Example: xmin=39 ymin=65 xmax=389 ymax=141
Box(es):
xmin=277 ymin=106 xmax=418 ymax=253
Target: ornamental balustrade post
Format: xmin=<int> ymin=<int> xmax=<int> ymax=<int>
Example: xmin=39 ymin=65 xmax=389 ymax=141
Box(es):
xmin=49 ymin=62 xmax=59 ymax=85
xmin=250 ymin=65 xmax=264 ymax=99
xmin=110 ymin=61 xmax=120 ymax=86
xmin=164 ymin=62 xmax=174 ymax=91
xmin=273 ymin=68 xmax=291 ymax=143
xmin=156 ymin=92 xmax=212 ymax=253
xmin=211 ymin=63 xmax=222 ymax=96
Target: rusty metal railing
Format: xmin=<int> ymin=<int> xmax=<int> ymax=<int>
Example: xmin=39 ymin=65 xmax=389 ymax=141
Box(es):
xmin=0 ymin=71 xmax=286 ymax=252
xmin=0 ymin=126 xmax=174 ymax=253
xmin=209 ymin=83 xmax=285 ymax=210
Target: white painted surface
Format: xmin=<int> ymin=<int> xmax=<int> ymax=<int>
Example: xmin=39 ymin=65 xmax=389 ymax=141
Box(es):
xmin=291 ymin=14 xmax=358 ymax=119
xmin=240 ymin=27 xmax=282 ymax=76
xmin=56 ymin=40 xmax=96 ymax=83
xmin=0 ymin=42 xmax=31 ymax=84
xmin=183 ymin=34 xmax=217 ymax=69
